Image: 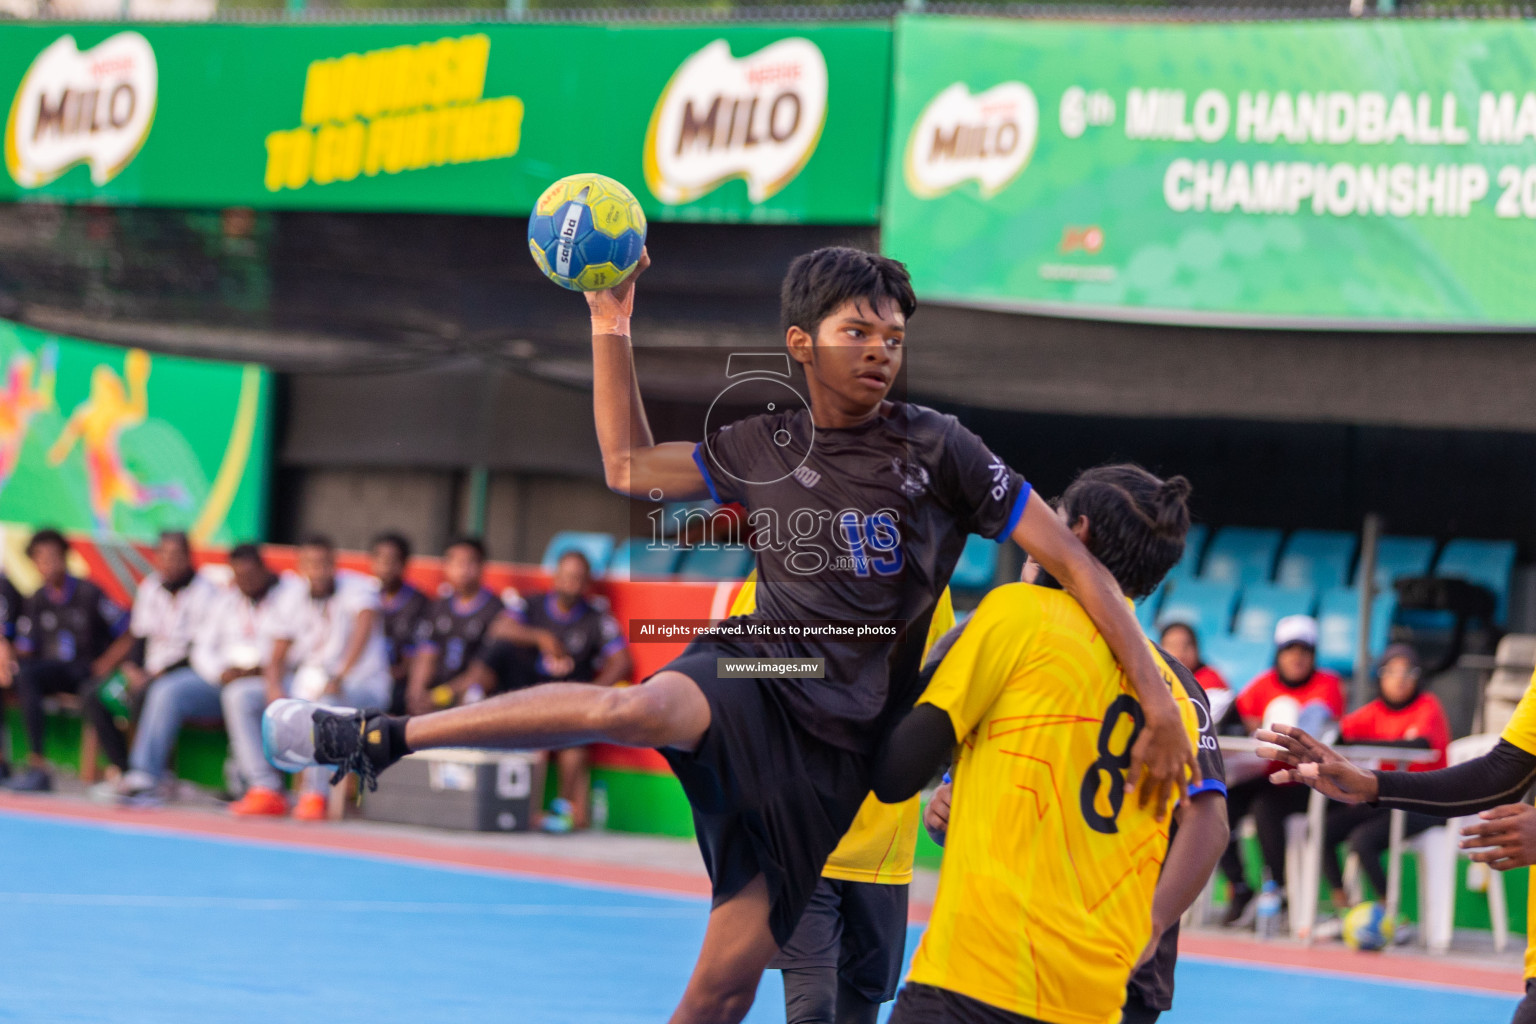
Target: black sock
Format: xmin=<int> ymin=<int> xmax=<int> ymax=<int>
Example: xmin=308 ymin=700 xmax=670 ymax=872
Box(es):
xmin=385 ymin=715 xmax=413 ymax=760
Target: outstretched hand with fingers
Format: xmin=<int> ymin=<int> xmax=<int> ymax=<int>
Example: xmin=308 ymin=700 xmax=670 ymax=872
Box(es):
xmin=1255 ymin=723 xmax=1379 ymax=804
xmin=1461 ymin=803 xmax=1536 ymax=871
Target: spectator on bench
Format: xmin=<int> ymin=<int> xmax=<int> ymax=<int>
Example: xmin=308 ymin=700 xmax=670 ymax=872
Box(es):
xmin=86 ymin=531 xmax=221 ymax=798
xmin=473 ymin=550 xmax=631 ymax=832
xmin=212 ymin=544 xmax=300 ymax=817
xmin=265 ymin=535 xmax=391 ymax=821
xmin=405 ymin=536 xmax=503 ymax=715
xmin=1159 ymin=620 xmax=1235 ymax=730
xmin=1159 ymin=621 xmax=1231 ymax=695
xmin=1320 ymin=643 xmax=1449 ymax=933
xmin=1218 ymin=615 xmax=1345 ymax=927
xmin=6 ymin=529 xmax=129 ymax=793
xmin=370 ymin=532 xmax=429 ymax=715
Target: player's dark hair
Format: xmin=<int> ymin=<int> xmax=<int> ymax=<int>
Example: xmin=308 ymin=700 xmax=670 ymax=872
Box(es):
xmin=158 ymin=530 xmax=191 ymax=553
xmin=26 ymin=528 xmax=68 ymax=557
xmin=780 ymin=247 xmax=917 ymax=337
xmin=445 ymin=535 xmax=486 ymax=561
xmin=371 ymin=531 xmax=412 ymax=563
xmin=1060 ymin=464 xmax=1192 ymax=601
xmin=228 ymin=543 xmax=264 ymax=566
xmin=1159 ymin=621 xmax=1199 ymax=650
xmin=556 ymin=549 xmax=591 ymax=574
xmin=301 ymin=533 xmax=335 ymax=553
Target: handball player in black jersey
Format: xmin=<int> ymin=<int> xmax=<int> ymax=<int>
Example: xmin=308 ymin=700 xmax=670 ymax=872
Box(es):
xmin=262 ymin=247 xmax=1199 ymax=1024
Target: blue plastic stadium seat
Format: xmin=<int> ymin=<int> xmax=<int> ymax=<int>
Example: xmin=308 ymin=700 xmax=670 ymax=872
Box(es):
xmin=1136 ymin=581 xmax=1168 ymax=634
xmin=1435 ymin=538 xmax=1518 ymax=624
xmin=607 ymin=538 xmax=682 ymax=578
xmin=1232 ymin=584 xmax=1318 ymax=644
xmin=1275 ymin=530 xmax=1356 ymax=591
xmin=1163 ymin=523 xmax=1210 ymax=583
xmin=951 ymin=534 xmax=999 ymax=592
xmin=540 ymin=531 xmax=616 ymax=575
xmin=1154 ymin=579 xmax=1239 ymax=637
xmin=1200 ymin=634 xmax=1273 ymax=692
xmin=1199 ymin=527 xmax=1283 ymax=587
xmin=1356 ymin=535 xmax=1436 ymax=591
xmin=675 ymin=545 xmax=755 ymax=581
xmin=1316 ymin=586 xmax=1396 ymax=676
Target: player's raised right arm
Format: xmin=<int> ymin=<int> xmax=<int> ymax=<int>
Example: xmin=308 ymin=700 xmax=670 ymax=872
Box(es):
xmin=585 ymin=250 xmax=710 ymax=501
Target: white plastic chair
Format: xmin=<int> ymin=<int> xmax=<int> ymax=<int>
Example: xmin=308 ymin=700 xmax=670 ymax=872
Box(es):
xmin=1419 ymin=733 xmax=1510 ymax=953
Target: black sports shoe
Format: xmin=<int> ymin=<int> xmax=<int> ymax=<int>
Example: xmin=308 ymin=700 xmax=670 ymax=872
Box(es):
xmin=1221 ymin=884 xmax=1256 ymax=927
xmin=263 ymin=699 xmax=404 ymax=791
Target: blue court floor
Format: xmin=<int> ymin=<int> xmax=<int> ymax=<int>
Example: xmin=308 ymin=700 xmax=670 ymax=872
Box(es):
xmin=0 ymin=813 xmax=1520 ymax=1024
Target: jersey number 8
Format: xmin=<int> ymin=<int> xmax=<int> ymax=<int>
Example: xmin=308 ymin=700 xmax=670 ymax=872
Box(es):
xmin=1078 ymin=694 xmax=1145 ymax=835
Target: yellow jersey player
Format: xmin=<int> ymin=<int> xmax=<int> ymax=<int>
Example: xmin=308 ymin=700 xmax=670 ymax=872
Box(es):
xmin=1260 ymin=667 xmax=1536 ymax=1024
xmin=870 ymin=464 xmax=1206 ymax=1024
xmin=730 ymin=576 xmax=954 ymax=1024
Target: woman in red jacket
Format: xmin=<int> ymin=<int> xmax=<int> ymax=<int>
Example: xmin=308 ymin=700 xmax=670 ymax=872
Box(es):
xmin=1321 ymin=643 xmax=1449 ymax=919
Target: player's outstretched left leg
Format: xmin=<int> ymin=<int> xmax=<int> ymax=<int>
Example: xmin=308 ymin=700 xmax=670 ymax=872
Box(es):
xmin=264 ymin=674 xmax=712 ymax=788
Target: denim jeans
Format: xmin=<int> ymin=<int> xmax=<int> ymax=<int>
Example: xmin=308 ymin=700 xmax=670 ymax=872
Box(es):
xmin=128 ymin=666 xmax=222 ymax=780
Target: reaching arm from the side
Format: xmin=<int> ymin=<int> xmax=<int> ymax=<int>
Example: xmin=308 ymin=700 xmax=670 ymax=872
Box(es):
xmin=1259 ymin=724 xmax=1536 ymax=815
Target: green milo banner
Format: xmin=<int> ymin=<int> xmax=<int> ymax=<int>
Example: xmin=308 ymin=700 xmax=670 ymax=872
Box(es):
xmin=0 ymin=320 xmax=270 ymax=543
xmin=885 ymin=17 xmax=1536 ymax=328
xmin=0 ymin=22 xmax=889 ymax=224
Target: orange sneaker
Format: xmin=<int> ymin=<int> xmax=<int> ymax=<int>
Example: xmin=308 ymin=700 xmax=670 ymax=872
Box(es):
xmin=229 ymin=787 xmax=288 ymax=817
xmin=292 ymin=792 xmax=328 ymax=822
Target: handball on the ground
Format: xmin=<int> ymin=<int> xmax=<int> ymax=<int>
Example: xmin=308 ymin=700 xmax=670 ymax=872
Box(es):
xmin=528 ymin=173 xmax=647 ymax=291
xmin=1342 ymin=901 xmax=1394 ymax=951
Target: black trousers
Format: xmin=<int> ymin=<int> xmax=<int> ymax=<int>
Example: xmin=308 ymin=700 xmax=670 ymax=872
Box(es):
xmin=80 ymin=674 xmax=153 ymax=773
xmin=1512 ymin=980 xmax=1536 ymax=1024
xmin=11 ymin=660 xmax=91 ymax=759
xmin=1219 ymin=777 xmax=1312 ymax=890
xmin=1321 ymin=803 xmax=1443 ymax=898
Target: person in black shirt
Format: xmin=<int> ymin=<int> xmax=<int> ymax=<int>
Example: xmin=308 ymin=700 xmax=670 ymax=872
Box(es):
xmin=475 ymin=550 xmax=631 ymax=831
xmin=0 ymin=571 xmax=21 ymax=781
xmin=405 ymin=536 xmax=503 ymax=714
xmin=369 ymin=532 xmax=429 ymax=715
xmin=6 ymin=529 xmax=129 ymax=792
xmin=264 ymin=247 xmax=1198 ymax=1024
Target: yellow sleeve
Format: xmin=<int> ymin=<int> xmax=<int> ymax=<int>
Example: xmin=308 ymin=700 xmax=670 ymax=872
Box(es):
xmin=919 ymin=585 xmax=1040 ymax=741
xmin=1501 ymin=668 xmax=1536 ymax=756
xmin=821 ymin=583 xmax=958 ymax=884
xmin=727 ymin=574 xmax=757 ymax=618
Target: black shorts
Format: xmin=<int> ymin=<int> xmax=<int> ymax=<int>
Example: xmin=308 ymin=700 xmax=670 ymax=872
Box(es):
xmin=889 ymin=983 xmax=1047 ymax=1024
xmin=1512 ymin=980 xmax=1536 ymax=1024
xmin=1120 ymin=987 xmax=1162 ymax=1024
xmin=768 ymin=876 xmax=910 ymax=1003
xmin=657 ymin=641 xmax=872 ymax=947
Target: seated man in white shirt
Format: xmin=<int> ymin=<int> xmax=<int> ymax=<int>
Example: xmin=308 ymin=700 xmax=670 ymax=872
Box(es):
xmin=265 ymin=534 xmax=390 ymax=821
xmin=95 ymin=531 xmax=222 ymax=803
xmin=212 ymin=545 xmax=302 ymax=817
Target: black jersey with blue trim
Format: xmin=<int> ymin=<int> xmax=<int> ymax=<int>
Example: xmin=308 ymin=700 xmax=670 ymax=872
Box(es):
xmin=693 ymin=400 xmax=1027 ymax=752
xmin=414 ymin=589 xmax=505 ymax=685
xmin=15 ymin=576 xmax=128 ymax=666
xmin=0 ymin=575 xmax=20 ymax=640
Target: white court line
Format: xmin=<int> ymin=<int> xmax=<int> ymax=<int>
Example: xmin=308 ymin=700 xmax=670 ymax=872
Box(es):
xmin=0 ymin=892 xmax=699 ymax=917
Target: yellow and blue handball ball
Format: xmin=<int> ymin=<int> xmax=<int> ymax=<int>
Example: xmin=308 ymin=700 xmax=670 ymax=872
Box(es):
xmin=1342 ymin=901 xmax=1395 ymax=951
xmin=527 ymin=173 xmax=647 ymax=292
